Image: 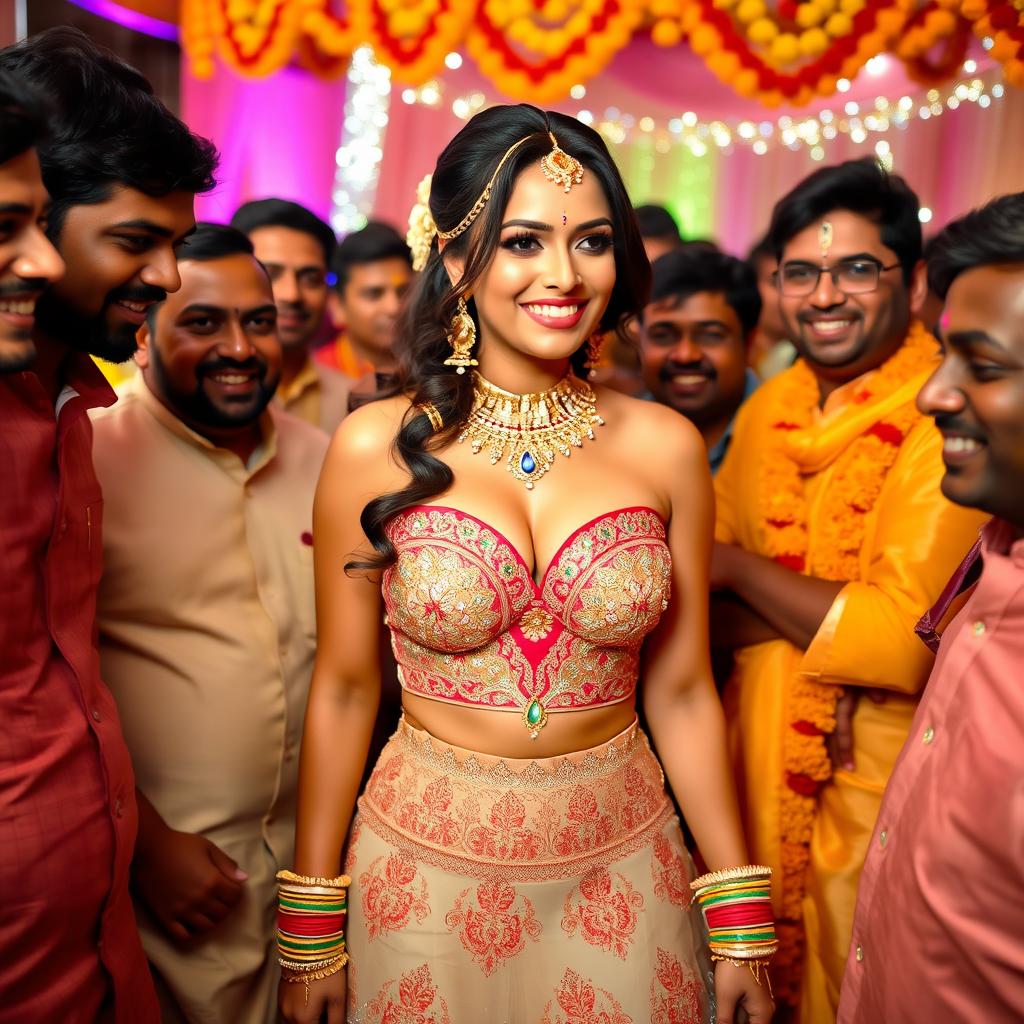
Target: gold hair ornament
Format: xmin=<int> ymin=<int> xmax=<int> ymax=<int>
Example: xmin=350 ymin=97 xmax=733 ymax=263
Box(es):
xmin=420 ymin=402 xmax=444 ymax=432
xmin=405 ymin=131 xmax=585 ymax=273
xmin=406 ymin=174 xmax=436 ymax=273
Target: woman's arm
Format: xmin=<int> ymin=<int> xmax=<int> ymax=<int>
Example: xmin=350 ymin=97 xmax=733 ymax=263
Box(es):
xmin=291 ymin=402 xmax=404 ymax=877
xmin=641 ymin=415 xmax=747 ymax=869
xmin=639 ymin=410 xmax=774 ymax=1024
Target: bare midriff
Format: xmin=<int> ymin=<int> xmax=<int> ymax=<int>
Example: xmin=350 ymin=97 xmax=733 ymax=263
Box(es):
xmin=400 ymin=692 xmax=639 ymax=760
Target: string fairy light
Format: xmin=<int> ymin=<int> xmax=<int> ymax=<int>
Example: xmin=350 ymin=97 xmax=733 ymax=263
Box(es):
xmin=406 ymin=61 xmax=1005 ymax=161
xmin=330 ymin=46 xmax=392 ymax=235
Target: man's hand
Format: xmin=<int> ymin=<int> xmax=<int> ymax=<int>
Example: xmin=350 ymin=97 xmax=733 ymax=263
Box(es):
xmin=711 ymin=541 xmax=740 ymax=591
xmin=827 ymin=689 xmax=889 ymax=773
xmin=133 ymin=827 xmax=247 ymax=943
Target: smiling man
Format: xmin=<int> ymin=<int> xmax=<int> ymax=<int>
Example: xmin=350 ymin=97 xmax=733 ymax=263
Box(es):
xmin=317 ymin=220 xmax=413 ymax=389
xmin=710 ymin=159 xmax=987 ymax=1020
xmin=0 ymin=28 xmax=217 ymax=1023
xmin=90 ymin=223 xmax=328 ymax=1023
xmin=0 ymin=71 xmax=64 ymax=371
xmin=637 ymin=248 xmax=761 ymax=473
xmin=838 ymin=191 xmax=1024 ymax=1024
xmin=232 ymin=198 xmax=354 ymax=435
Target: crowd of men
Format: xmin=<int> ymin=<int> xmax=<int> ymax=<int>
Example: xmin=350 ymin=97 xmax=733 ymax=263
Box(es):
xmin=1 ymin=24 xmax=1021 ymax=1024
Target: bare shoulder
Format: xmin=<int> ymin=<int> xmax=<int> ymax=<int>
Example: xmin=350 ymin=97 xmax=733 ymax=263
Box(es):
xmin=328 ymin=394 xmax=410 ymax=461
xmin=595 ymin=386 xmax=707 ymax=470
xmin=319 ymin=394 xmax=414 ymax=495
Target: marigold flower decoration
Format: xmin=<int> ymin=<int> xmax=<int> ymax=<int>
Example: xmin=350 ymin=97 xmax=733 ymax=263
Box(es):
xmin=755 ymin=320 xmax=938 ymax=1003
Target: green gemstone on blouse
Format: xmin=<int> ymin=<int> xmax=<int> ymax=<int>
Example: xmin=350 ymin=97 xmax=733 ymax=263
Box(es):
xmin=526 ymin=700 xmax=543 ymax=726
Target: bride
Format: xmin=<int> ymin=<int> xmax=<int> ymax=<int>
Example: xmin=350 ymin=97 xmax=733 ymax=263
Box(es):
xmin=277 ymin=103 xmax=776 ymax=1024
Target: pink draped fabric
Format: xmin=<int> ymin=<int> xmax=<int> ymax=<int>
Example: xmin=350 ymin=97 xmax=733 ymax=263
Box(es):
xmin=181 ymin=38 xmax=1024 ymax=253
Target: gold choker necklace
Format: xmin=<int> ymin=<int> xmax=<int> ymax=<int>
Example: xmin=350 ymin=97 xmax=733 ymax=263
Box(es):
xmin=458 ymin=372 xmax=604 ymax=490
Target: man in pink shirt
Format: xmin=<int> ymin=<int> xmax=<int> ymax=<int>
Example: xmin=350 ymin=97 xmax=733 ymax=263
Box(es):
xmin=838 ymin=190 xmax=1024 ymax=1023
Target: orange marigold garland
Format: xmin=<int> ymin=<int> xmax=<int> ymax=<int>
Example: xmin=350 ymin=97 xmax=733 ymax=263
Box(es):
xmin=758 ymin=320 xmax=938 ymax=1003
xmin=679 ymin=0 xmax=915 ymax=105
xmin=958 ymin=0 xmax=1024 ymax=87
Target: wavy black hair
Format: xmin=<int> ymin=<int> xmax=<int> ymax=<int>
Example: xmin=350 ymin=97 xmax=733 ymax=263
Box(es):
xmin=0 ymin=27 xmax=217 ymax=237
xmin=768 ymin=157 xmax=921 ymax=283
xmin=0 ymin=70 xmax=48 ymax=165
xmin=926 ymin=192 xmax=1024 ymax=299
xmin=349 ymin=103 xmax=650 ymax=571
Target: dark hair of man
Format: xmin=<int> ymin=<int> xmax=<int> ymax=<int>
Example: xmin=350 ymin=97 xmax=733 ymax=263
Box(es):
xmin=747 ymin=231 xmax=774 ymax=266
xmin=634 ymin=203 xmax=682 ymax=242
xmin=0 ymin=70 xmax=48 ymax=165
xmin=146 ymin=223 xmax=256 ymax=330
xmin=647 ymin=248 xmax=762 ymax=337
xmin=332 ymin=220 xmax=412 ymax=292
xmin=175 ymin=221 xmax=254 ymax=262
xmin=767 ymin=157 xmax=921 ymax=283
xmin=230 ymin=198 xmax=336 ymax=266
xmin=0 ymin=26 xmax=218 ymax=237
xmin=350 ymin=103 xmax=650 ymax=572
xmin=926 ymin=193 xmax=1024 ymax=299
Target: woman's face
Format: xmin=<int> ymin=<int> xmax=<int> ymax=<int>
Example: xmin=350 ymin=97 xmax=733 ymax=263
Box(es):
xmin=464 ymin=160 xmax=617 ymax=371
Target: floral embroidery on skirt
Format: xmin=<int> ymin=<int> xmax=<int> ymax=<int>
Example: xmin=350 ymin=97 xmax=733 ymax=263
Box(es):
xmin=345 ymin=718 xmax=712 ymax=1023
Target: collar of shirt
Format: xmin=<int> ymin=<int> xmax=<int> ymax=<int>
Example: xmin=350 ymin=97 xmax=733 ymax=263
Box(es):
xmin=125 ymin=372 xmax=278 ymax=477
xmin=4 ymin=350 xmax=117 ymax=417
xmin=277 ymin=356 xmax=320 ymax=405
xmin=981 ymin=516 xmax=1024 ymax=565
xmin=707 ymin=367 xmax=760 ymax=474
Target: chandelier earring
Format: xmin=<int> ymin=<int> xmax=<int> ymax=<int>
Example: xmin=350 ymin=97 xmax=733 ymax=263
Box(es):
xmin=443 ymin=296 xmax=479 ymax=374
xmin=584 ymin=332 xmax=605 ymax=380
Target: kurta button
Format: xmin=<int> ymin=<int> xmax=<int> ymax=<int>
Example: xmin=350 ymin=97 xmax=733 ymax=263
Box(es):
xmin=922 ymin=726 xmax=935 ymax=744
xmin=971 ymin=620 xmax=986 ymax=637
xmin=91 ymin=708 xmax=101 ymax=722
xmin=855 ymin=945 xmax=864 ymax=963
xmin=879 ymin=829 xmax=888 ymax=848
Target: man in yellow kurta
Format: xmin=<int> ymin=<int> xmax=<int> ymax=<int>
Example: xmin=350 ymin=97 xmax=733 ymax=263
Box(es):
xmin=711 ymin=160 xmax=987 ymax=1022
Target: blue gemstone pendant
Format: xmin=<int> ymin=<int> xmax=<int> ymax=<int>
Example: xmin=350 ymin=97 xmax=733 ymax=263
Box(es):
xmin=520 ymin=451 xmax=536 ymax=475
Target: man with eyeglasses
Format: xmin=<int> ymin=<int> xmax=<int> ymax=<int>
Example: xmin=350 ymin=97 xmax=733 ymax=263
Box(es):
xmin=709 ymin=159 xmax=986 ymax=1021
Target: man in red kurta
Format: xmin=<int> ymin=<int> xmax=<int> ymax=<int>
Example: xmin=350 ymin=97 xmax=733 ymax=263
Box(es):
xmin=839 ymin=193 xmax=1024 ymax=1022
xmin=0 ymin=29 xmax=217 ymax=1021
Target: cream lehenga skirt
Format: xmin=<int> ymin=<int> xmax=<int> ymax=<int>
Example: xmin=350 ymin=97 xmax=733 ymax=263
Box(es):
xmin=345 ymin=716 xmax=714 ymax=1023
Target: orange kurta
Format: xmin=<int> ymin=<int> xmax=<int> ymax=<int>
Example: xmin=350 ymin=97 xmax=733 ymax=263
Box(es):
xmin=714 ymin=342 xmax=987 ymax=1022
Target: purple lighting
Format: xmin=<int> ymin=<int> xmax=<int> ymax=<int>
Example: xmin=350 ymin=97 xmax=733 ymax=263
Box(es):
xmin=67 ymin=0 xmax=179 ymax=41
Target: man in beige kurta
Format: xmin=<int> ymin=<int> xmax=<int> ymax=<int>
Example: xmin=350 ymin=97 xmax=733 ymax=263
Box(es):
xmin=90 ymin=224 xmax=329 ymax=1023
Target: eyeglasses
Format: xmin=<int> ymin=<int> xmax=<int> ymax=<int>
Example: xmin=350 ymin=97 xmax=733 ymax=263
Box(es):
xmin=774 ymin=257 xmax=902 ymax=297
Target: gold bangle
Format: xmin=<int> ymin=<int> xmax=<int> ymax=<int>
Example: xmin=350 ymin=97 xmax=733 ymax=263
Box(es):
xmin=419 ymin=402 xmax=444 ymax=432
xmin=711 ymin=955 xmax=773 ymax=997
xmin=276 ymin=869 xmax=350 ymax=890
xmin=281 ymin=951 xmax=349 ymax=1006
xmin=690 ymin=864 xmax=773 ymax=892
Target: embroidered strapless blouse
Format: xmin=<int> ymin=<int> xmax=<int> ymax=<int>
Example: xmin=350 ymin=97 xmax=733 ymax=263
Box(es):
xmin=382 ymin=505 xmax=672 ymax=733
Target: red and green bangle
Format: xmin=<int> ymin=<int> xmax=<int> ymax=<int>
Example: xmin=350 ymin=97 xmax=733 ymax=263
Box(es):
xmin=691 ymin=865 xmax=779 ymax=963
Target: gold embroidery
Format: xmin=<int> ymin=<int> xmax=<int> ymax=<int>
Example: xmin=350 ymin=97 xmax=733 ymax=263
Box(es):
xmin=391 ymin=545 xmax=502 ymax=651
xmin=384 ymin=507 xmax=672 ymax=714
xmin=520 ymin=607 xmax=555 ymax=642
xmin=569 ymin=544 xmax=673 ymax=645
